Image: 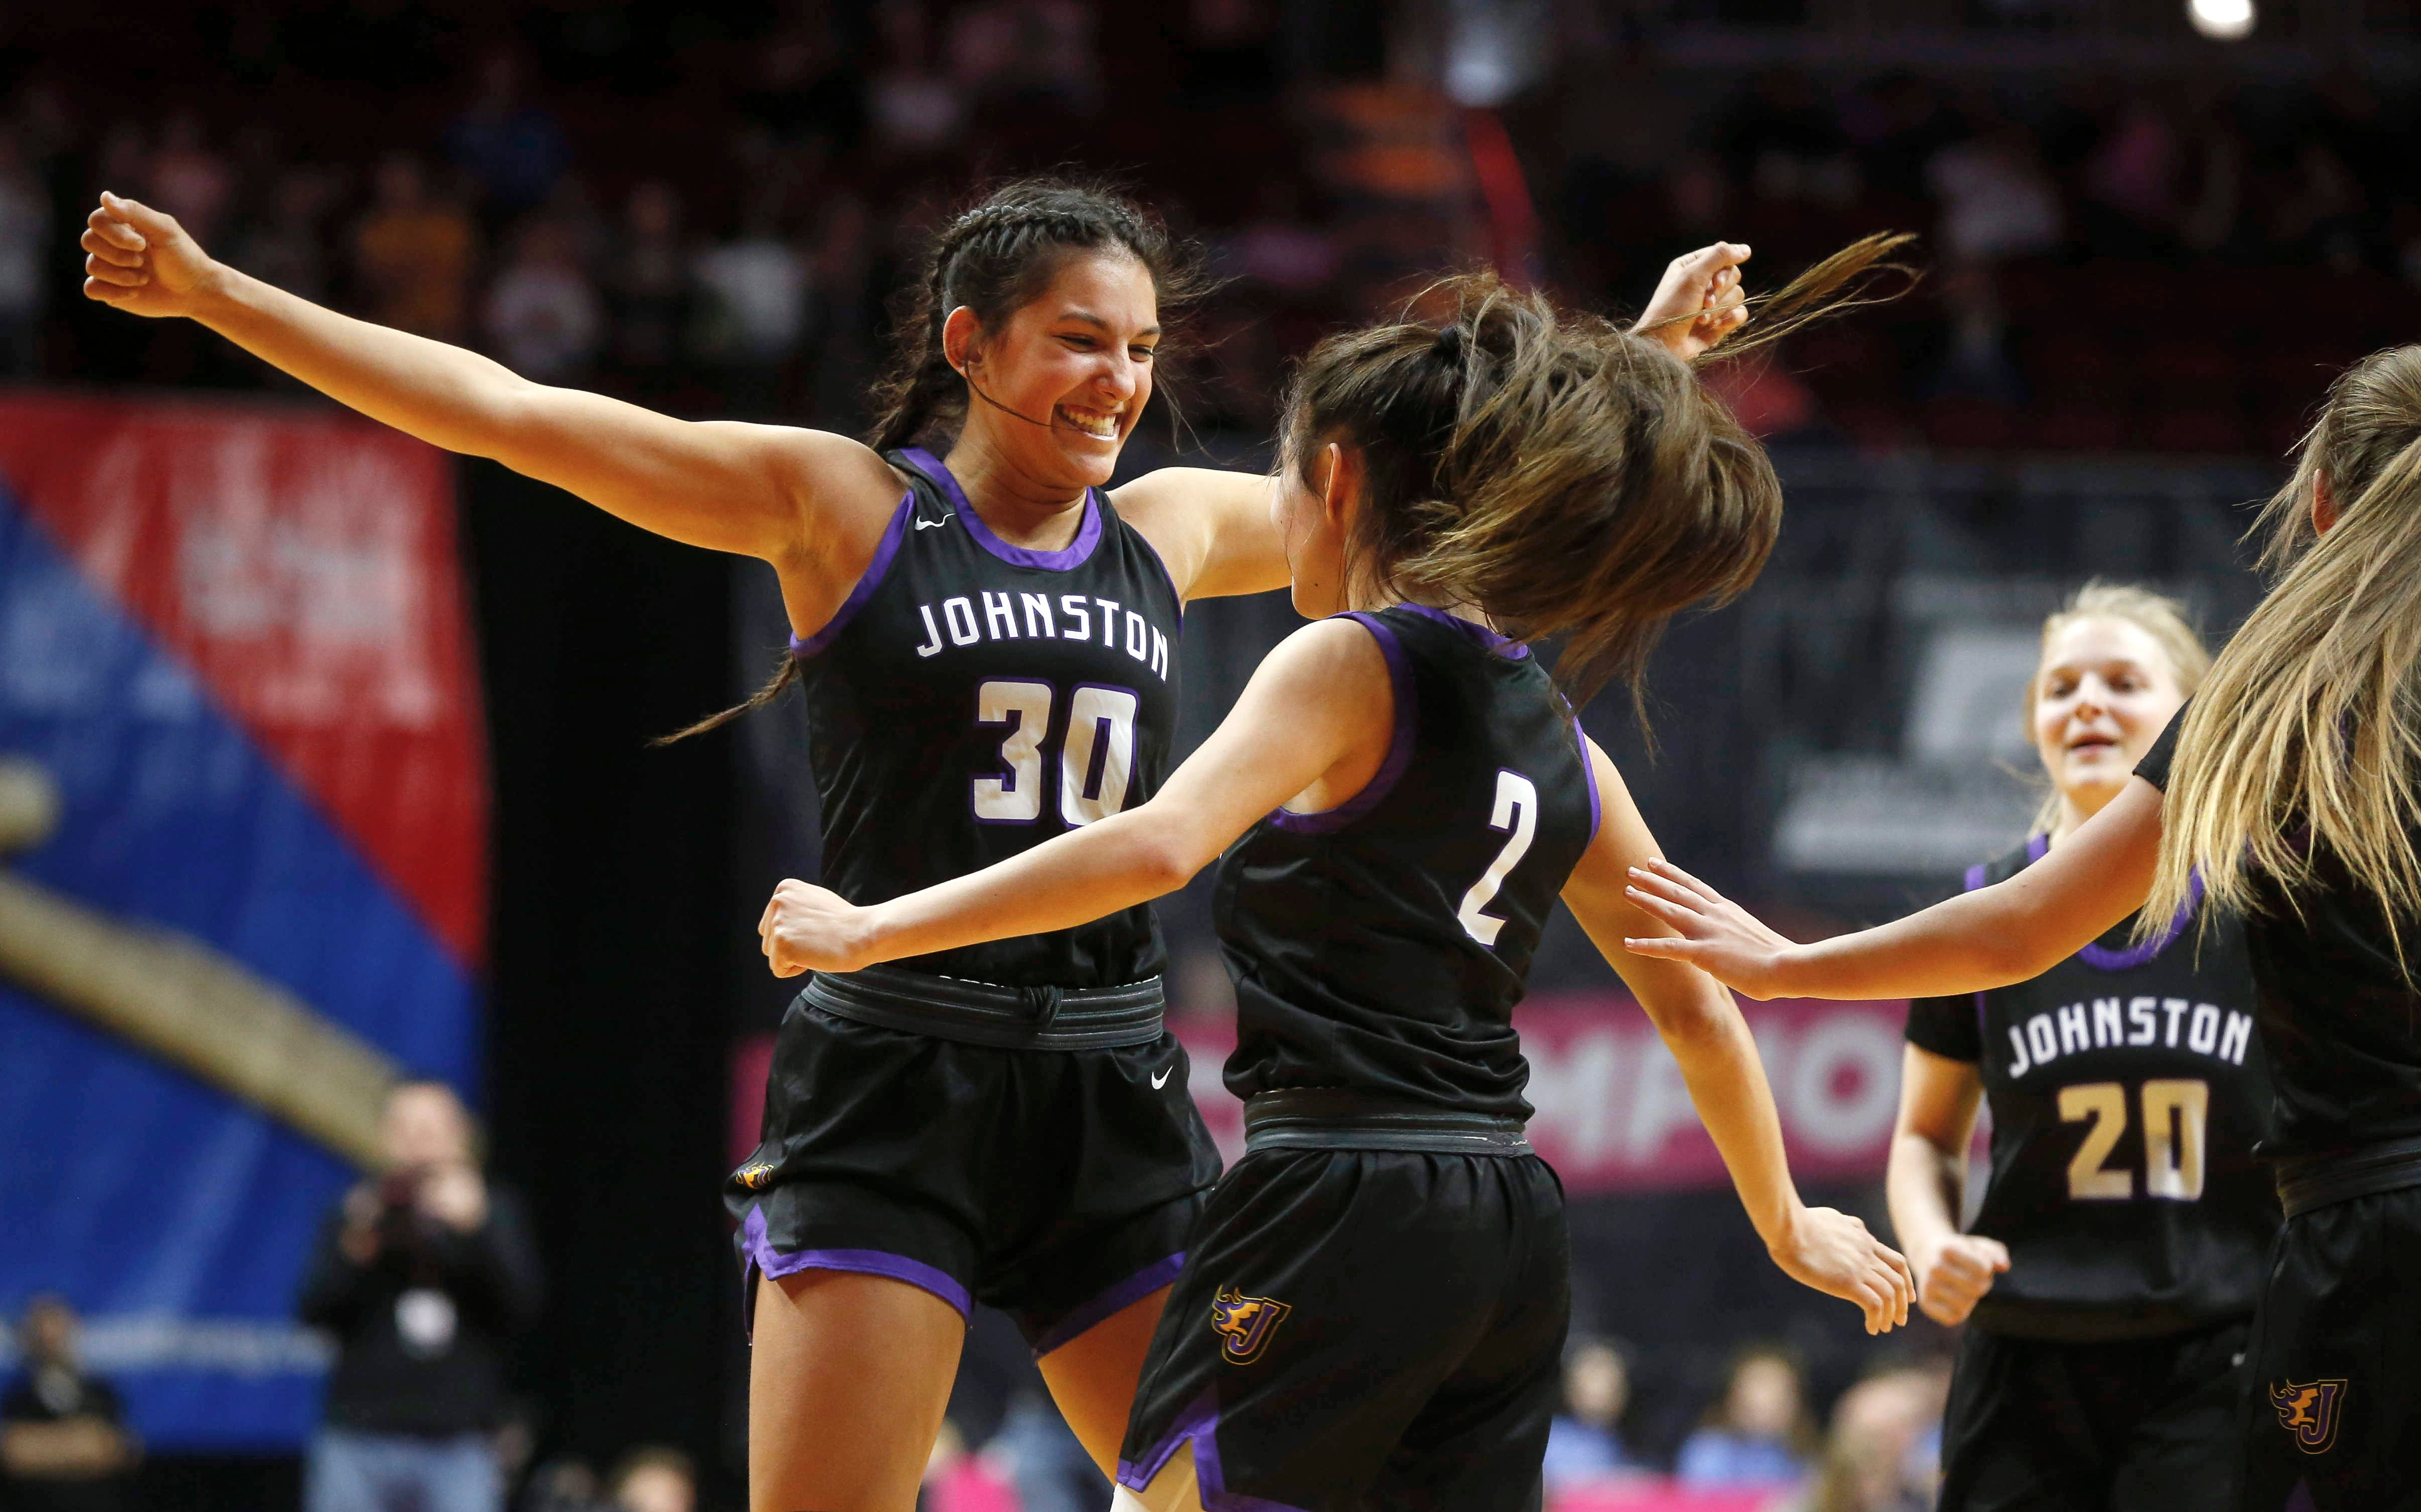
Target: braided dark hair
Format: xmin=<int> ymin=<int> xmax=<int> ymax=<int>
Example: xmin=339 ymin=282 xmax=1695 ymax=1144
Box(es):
xmin=869 ymin=176 xmax=1212 ymax=452
xmin=659 ymin=178 xmax=1208 ymax=744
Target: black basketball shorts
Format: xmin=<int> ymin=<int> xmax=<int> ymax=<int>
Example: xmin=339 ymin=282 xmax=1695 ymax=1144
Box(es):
xmin=2240 ymin=1185 xmax=2421 ymax=1511
xmin=725 ymin=995 xmax=1222 ymax=1352
xmin=1937 ymin=1317 xmax=2273 ymax=1512
xmin=1115 ymin=1146 xmax=1569 ymax=1512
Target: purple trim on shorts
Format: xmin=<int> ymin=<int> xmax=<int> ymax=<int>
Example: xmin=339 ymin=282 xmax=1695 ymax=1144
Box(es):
xmin=1116 ymin=1390 xmax=1310 ymax=1512
xmin=1029 ymin=1251 xmax=1187 ymax=1359
xmin=789 ymin=491 xmax=915 ymax=658
xmin=1574 ymin=719 xmax=1602 ymax=842
xmin=1265 ymin=611 xmax=1417 ymax=834
xmin=738 ymin=1206 xmax=971 ymax=1319
xmin=898 ymin=446 xmax=1102 ymax=571
xmin=1396 ymin=600 xmax=1528 ymax=657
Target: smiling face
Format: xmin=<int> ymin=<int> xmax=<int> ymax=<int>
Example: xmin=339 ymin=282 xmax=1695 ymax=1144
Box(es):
xmin=947 ymin=249 xmax=1160 ymax=493
xmin=2031 ymin=615 xmax=2189 ymax=822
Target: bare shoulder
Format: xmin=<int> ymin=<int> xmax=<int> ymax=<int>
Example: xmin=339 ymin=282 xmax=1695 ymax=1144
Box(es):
xmin=1110 ymin=465 xmax=1276 ymax=597
xmin=1256 ymin=614 xmax=1391 ymax=698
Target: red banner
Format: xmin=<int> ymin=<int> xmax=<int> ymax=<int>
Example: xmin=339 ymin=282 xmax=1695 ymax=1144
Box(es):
xmin=0 ymin=393 xmax=485 ymax=965
xmin=734 ymin=993 xmax=1911 ymax=1193
xmin=1168 ymin=993 xmax=1910 ymax=1189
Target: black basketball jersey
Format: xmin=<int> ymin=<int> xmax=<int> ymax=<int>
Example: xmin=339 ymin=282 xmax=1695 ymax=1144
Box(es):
xmin=2138 ymin=708 xmax=2421 ymax=1158
xmin=1907 ymin=836 xmax=2279 ymax=1340
xmin=793 ymin=447 xmax=1182 ymax=988
xmin=1212 ymin=604 xmax=1599 ymax=1119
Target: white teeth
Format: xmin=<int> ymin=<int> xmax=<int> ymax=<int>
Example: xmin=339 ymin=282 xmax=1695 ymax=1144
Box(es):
xmin=1058 ymin=406 xmax=1120 ymax=439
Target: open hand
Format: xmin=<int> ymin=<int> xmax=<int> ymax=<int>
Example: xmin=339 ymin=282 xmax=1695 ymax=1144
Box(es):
xmin=1911 ymin=1232 xmax=2010 ymax=1327
xmin=1772 ymin=1206 xmax=1916 ymax=1335
xmin=81 ymin=192 xmax=219 ymax=320
xmin=1622 ymin=858 xmax=1801 ymax=999
xmin=759 ymin=879 xmax=878 ymax=978
xmin=1633 ymin=242 xmax=1751 ymax=360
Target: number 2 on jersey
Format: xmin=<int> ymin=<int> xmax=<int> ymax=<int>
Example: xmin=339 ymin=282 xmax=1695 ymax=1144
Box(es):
xmin=1457 ymin=771 xmax=1539 ymax=946
xmin=2059 ymin=1079 xmax=2209 ymax=1201
xmin=973 ymin=678 xmax=1136 ymax=827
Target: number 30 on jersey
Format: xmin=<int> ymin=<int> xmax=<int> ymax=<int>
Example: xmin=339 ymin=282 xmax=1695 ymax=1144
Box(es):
xmin=973 ymin=678 xmax=1137 ymax=828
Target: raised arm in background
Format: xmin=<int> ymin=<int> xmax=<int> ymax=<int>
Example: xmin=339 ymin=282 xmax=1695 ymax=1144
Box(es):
xmin=1621 ymin=775 xmax=2167 ymax=1001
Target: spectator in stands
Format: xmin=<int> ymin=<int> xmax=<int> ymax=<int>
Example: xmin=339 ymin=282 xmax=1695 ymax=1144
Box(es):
xmin=148 ymin=112 xmax=231 ymax=247
xmin=446 ymin=48 xmax=568 ymax=228
xmin=603 ymin=1446 xmax=694 ymax=1512
xmin=352 ymin=152 xmax=475 ymax=340
xmin=1676 ymin=1343 xmax=1816 ymax=1489
xmin=691 ymin=198 xmax=804 ymax=414
xmin=1926 ymin=120 xmax=2062 ymax=264
xmin=0 ymin=1296 xmax=141 ymax=1512
xmin=232 ymin=168 xmax=334 ymax=307
xmin=1791 ymin=1361 xmax=1949 ymax=1512
xmin=985 ymin=1389 xmax=1104 ymax=1512
xmin=0 ymin=126 xmax=50 ymax=375
xmin=484 ymin=218 xmax=601 ymax=381
xmin=867 ymin=0 xmax=966 ymax=160
xmin=299 ymin=1079 xmax=543 ymax=1512
xmin=605 ymin=180 xmax=692 ymax=386
xmin=1542 ymin=1334 xmax=1648 ymax=1487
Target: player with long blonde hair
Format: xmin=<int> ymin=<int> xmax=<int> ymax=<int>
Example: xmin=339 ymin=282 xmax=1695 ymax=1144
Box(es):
xmin=1627 ymin=346 xmax=2421 ymax=1508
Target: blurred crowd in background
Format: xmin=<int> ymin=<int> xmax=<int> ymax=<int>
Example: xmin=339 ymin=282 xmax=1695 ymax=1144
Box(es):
xmin=6 ymin=2 xmax=2416 ymax=1509
xmin=4 ymin=1 xmax=2418 ymax=450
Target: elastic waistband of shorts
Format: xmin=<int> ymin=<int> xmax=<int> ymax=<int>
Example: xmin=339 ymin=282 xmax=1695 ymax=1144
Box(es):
xmin=1242 ymin=1087 xmax=1532 ymax=1156
xmin=2275 ymin=1135 xmax=2421 ymax=1218
xmin=801 ymin=963 xmax=1165 ymax=1050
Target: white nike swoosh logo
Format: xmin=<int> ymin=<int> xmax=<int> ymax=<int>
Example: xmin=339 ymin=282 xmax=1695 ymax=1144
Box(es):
xmin=914 ymin=514 xmax=952 ymax=529
xmin=1151 ymin=1067 xmax=1172 ymax=1089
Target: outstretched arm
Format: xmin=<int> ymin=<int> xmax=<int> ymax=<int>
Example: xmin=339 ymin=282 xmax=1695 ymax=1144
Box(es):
xmin=1112 ymin=243 xmax=1753 ymax=604
xmin=1561 ymin=737 xmax=1914 ymax=1334
xmin=1623 ymin=776 xmax=2166 ymax=1001
xmin=759 ymin=616 xmax=1394 ymax=972
xmin=79 ymin=194 xmax=897 ymax=572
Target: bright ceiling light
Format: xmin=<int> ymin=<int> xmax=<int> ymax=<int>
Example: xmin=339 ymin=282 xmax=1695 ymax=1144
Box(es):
xmin=2188 ymin=0 xmax=2255 ymax=39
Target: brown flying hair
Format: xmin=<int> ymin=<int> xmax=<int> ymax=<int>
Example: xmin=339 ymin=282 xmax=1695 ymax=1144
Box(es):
xmin=1278 ymin=233 xmax=1915 ymax=728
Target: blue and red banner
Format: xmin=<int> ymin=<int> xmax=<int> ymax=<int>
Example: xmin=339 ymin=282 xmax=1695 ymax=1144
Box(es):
xmin=0 ymin=393 xmax=484 ymax=1447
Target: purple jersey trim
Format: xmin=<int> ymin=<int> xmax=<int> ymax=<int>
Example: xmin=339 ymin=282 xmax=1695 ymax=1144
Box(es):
xmin=1131 ymin=519 xmax=1186 ymax=623
xmin=1265 ymin=611 xmax=1415 ymax=834
xmin=738 ymin=1206 xmax=971 ymax=1319
xmin=1967 ymin=834 xmax=2204 ymax=1036
xmin=1117 ymin=1390 xmax=1311 ymax=1512
xmin=898 ymin=446 xmax=1103 ymax=571
xmin=1396 ymin=600 xmax=1529 ymax=657
xmin=1028 ymin=1251 xmax=1187 ymax=1358
xmin=1574 ymin=719 xmax=1602 ymax=842
xmin=788 ymin=491 xmax=916 ymax=658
